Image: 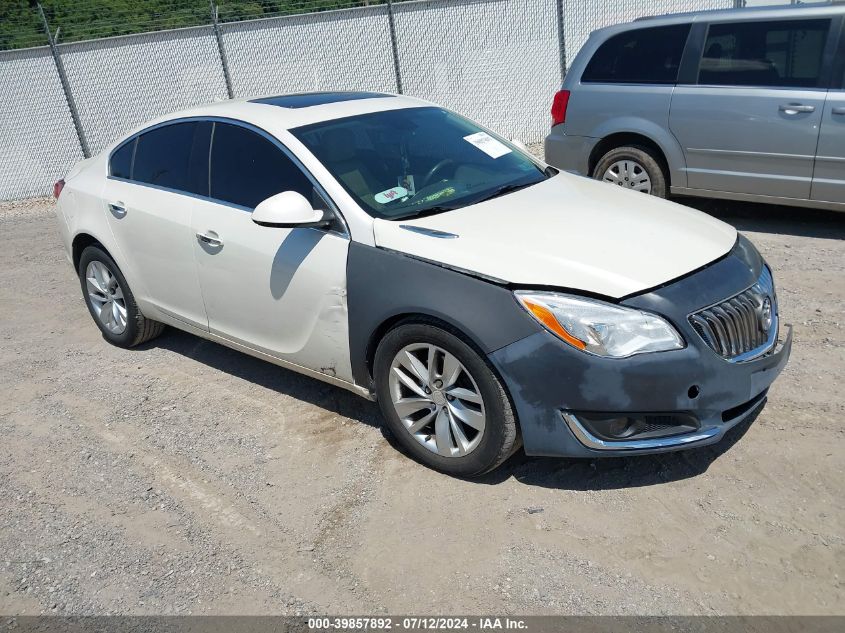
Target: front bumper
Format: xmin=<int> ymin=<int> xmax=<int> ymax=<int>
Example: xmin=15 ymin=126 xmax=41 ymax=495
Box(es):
xmin=488 ymin=236 xmax=792 ymax=458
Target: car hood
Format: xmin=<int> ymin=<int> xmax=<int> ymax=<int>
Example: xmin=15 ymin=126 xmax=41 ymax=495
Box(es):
xmin=372 ymin=173 xmax=737 ymax=299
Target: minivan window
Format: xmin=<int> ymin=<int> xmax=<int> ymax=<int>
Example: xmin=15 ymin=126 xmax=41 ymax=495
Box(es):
xmin=581 ymin=24 xmax=691 ymax=84
xmin=133 ymin=122 xmax=202 ymax=192
xmin=837 ymin=26 xmax=845 ymax=89
xmin=210 ymin=123 xmax=314 ymax=210
xmin=698 ymin=19 xmax=831 ymax=88
xmin=110 ymin=138 xmax=134 ymax=179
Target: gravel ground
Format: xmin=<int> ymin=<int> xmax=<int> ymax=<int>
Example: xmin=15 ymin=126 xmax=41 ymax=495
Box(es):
xmin=0 ymin=194 xmax=842 ymax=616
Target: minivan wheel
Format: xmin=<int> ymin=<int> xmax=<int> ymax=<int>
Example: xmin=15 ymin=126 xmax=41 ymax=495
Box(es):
xmin=593 ymin=145 xmax=667 ymax=198
xmin=374 ymin=322 xmax=519 ymax=477
xmin=78 ymin=245 xmax=164 ymax=348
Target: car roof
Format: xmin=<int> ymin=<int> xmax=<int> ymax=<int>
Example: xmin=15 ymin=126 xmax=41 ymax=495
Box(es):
xmin=598 ymin=1 xmax=843 ymax=32
xmin=114 ymin=91 xmax=432 ymax=148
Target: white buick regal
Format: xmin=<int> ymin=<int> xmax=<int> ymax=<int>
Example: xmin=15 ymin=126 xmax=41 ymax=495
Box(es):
xmin=54 ymin=91 xmax=791 ymax=477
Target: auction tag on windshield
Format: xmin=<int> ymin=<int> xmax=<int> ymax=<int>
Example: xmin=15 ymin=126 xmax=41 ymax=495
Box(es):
xmin=374 ymin=186 xmax=408 ymax=204
xmin=463 ymin=132 xmax=512 ymax=159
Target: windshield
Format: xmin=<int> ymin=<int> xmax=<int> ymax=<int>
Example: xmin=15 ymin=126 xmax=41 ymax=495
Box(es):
xmin=290 ymin=107 xmax=549 ymax=220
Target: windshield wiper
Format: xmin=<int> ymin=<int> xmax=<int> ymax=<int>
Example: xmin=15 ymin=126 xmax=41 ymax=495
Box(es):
xmin=392 ymin=205 xmax=461 ymax=221
xmin=470 ymin=181 xmax=536 ymax=205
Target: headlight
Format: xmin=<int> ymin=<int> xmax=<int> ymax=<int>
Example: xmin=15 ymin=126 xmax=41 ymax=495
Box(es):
xmin=514 ymin=291 xmax=684 ymax=358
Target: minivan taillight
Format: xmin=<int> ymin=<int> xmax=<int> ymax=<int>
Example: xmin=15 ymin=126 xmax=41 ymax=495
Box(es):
xmin=53 ymin=179 xmax=65 ymax=199
xmin=551 ymin=90 xmax=571 ymax=127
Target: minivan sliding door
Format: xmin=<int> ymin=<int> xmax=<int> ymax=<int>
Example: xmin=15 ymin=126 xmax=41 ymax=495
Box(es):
xmin=670 ymin=18 xmax=831 ymax=200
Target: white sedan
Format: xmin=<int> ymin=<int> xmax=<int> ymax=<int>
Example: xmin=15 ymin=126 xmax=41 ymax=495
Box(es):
xmin=54 ymin=91 xmax=791 ymax=476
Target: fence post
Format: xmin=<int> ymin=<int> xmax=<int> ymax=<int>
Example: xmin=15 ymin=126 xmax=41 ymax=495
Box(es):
xmin=38 ymin=2 xmax=90 ymax=158
xmin=210 ymin=2 xmax=235 ymax=99
xmin=555 ymin=0 xmax=567 ymax=81
xmin=386 ymin=0 xmax=403 ymax=94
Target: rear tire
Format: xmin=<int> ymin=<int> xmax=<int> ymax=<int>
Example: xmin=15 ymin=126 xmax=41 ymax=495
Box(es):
xmin=374 ymin=321 xmax=518 ymax=477
xmin=593 ymin=145 xmax=667 ymax=198
xmin=78 ymin=245 xmax=164 ymax=348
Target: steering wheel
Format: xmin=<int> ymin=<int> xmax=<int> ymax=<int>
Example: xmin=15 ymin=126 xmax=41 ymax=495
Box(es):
xmin=421 ymin=159 xmax=456 ymax=188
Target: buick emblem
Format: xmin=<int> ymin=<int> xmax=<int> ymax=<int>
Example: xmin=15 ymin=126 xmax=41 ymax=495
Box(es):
xmin=760 ymin=297 xmax=773 ymax=333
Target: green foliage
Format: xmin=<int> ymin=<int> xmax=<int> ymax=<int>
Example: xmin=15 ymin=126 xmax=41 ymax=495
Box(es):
xmin=0 ymin=0 xmax=384 ymax=51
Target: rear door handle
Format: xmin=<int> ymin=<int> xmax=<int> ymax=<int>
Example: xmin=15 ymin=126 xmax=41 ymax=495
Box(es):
xmin=196 ymin=232 xmax=223 ymax=247
xmin=832 ymin=107 xmax=845 ymax=116
xmin=108 ymin=201 xmax=126 ymax=215
xmin=779 ymin=103 xmax=815 ymax=114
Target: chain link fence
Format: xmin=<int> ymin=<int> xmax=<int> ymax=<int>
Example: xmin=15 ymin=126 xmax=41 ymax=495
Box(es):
xmin=0 ymin=0 xmax=746 ymax=201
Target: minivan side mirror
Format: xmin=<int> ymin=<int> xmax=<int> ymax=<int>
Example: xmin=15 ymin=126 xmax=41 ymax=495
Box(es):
xmin=252 ymin=191 xmax=329 ymax=228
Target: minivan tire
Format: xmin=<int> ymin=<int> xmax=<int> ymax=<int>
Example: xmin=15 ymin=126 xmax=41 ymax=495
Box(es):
xmin=593 ymin=145 xmax=667 ymax=198
xmin=78 ymin=245 xmax=165 ymax=348
xmin=374 ymin=321 xmax=519 ymax=477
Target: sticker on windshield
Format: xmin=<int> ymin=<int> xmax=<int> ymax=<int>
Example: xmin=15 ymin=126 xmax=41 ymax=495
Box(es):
xmin=463 ymin=132 xmax=512 ymax=159
xmin=374 ymin=186 xmax=408 ymax=204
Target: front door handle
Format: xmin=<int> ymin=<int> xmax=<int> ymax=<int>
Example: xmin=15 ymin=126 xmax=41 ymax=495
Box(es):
xmin=832 ymin=107 xmax=845 ymax=116
xmin=196 ymin=232 xmax=223 ymax=247
xmin=779 ymin=103 xmax=815 ymax=115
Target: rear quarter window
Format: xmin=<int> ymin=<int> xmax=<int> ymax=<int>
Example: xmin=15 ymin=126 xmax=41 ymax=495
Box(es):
xmin=582 ymin=23 xmax=691 ymax=84
xmin=110 ymin=139 xmax=134 ymax=179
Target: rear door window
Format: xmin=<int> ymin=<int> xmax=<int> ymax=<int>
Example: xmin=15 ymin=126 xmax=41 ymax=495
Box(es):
xmin=698 ymin=19 xmax=831 ymax=88
xmin=110 ymin=139 xmax=134 ymax=179
xmin=209 ymin=122 xmax=314 ymax=210
xmin=133 ymin=121 xmax=210 ymax=194
xmin=582 ymin=24 xmax=691 ymax=84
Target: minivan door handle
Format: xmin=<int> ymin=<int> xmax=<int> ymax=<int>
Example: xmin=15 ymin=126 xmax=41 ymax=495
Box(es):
xmin=779 ymin=103 xmax=815 ymax=115
xmin=832 ymin=107 xmax=845 ymax=116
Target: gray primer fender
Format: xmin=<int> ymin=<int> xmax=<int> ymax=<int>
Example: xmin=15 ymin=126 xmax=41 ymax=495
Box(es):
xmin=346 ymin=242 xmax=541 ymax=388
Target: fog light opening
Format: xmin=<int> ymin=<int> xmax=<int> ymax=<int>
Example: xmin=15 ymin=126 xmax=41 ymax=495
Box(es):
xmin=688 ymin=385 xmax=700 ymax=399
xmin=606 ymin=417 xmax=634 ymax=438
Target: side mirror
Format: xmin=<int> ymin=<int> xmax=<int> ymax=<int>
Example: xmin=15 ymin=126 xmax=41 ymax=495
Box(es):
xmin=252 ymin=191 xmax=329 ymax=228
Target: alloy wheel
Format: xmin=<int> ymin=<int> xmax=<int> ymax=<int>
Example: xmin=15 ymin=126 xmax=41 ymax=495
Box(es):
xmin=388 ymin=343 xmax=486 ymax=457
xmin=85 ymin=260 xmax=128 ymax=334
xmin=602 ymin=159 xmax=652 ymax=193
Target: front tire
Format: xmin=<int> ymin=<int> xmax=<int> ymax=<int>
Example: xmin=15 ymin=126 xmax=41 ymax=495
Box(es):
xmin=593 ymin=145 xmax=667 ymax=198
xmin=78 ymin=245 xmax=164 ymax=348
xmin=374 ymin=322 xmax=518 ymax=477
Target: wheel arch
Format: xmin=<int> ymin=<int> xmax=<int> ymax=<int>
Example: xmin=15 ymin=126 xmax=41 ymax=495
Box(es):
xmin=366 ymin=312 xmax=524 ymax=455
xmin=364 ymin=312 xmax=490 ymax=385
xmin=589 ymin=132 xmax=671 ymax=185
xmin=587 ymin=120 xmax=687 ymax=189
xmin=346 ymin=243 xmax=541 ymax=390
xmin=72 ymin=232 xmax=109 ymax=271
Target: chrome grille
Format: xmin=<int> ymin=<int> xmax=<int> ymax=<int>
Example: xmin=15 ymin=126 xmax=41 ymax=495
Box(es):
xmin=689 ymin=267 xmax=777 ymax=361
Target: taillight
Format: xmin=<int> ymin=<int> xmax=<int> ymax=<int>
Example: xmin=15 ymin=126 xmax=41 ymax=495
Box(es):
xmin=551 ymin=90 xmax=571 ymax=127
xmin=53 ymin=179 xmax=65 ymax=199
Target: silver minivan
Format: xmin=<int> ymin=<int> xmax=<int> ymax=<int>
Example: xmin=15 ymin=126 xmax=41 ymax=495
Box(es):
xmin=544 ymin=3 xmax=845 ymax=211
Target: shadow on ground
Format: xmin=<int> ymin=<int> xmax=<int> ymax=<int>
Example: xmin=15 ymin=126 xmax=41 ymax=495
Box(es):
xmin=145 ymin=328 xmax=383 ymax=429
xmin=144 ymin=327 xmax=761 ymax=492
xmin=676 ymin=197 xmax=844 ymax=239
xmin=480 ymin=406 xmax=761 ymax=491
